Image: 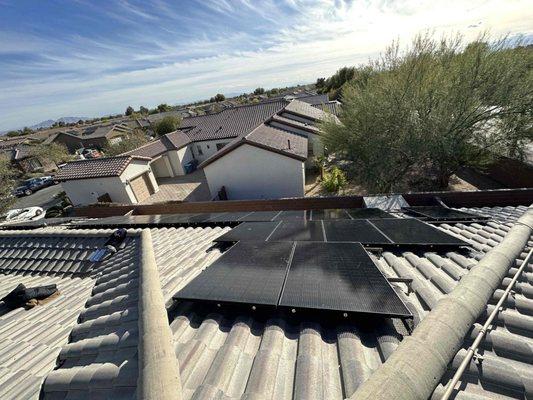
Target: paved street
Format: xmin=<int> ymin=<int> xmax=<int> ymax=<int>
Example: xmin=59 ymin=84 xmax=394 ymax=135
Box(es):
xmin=13 ymin=184 xmax=64 ymax=210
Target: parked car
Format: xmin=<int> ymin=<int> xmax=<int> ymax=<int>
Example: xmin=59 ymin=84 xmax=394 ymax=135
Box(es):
xmin=81 ymin=148 xmax=102 ymax=159
xmin=13 ymin=176 xmax=57 ymax=197
xmin=2 ymin=207 xmax=45 ymax=223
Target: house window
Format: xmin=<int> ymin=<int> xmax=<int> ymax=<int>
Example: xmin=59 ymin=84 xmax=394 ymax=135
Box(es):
xmin=197 ymin=145 xmax=203 ymax=156
xmin=216 ymin=142 xmax=228 ymax=151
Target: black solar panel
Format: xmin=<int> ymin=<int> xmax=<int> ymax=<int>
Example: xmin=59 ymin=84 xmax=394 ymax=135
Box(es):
xmin=369 ymin=218 xmax=468 ymax=246
xmin=239 ymin=211 xmax=281 ymax=222
xmin=208 ymin=212 xmax=253 ymax=222
xmin=279 ymin=242 xmax=411 ymax=317
xmin=403 ymin=206 xmax=487 ymax=221
xmin=346 ymin=208 xmax=393 ymax=219
xmin=273 ymin=210 xmax=308 ymax=221
xmin=159 ymin=214 xmax=201 ymax=224
xmin=175 ymin=241 xmax=293 ymax=306
xmin=214 ymin=221 xmax=281 ymax=242
xmin=310 ymin=209 xmax=351 ymax=220
xmin=268 ymin=220 xmax=325 ymax=242
xmin=323 ymin=220 xmax=392 ymax=244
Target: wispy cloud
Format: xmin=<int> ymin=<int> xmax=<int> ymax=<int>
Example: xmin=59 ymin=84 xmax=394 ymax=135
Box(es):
xmin=0 ymin=0 xmax=532 ymax=130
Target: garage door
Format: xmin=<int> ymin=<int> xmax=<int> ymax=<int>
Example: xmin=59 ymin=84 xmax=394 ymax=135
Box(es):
xmin=130 ymin=173 xmax=155 ymax=202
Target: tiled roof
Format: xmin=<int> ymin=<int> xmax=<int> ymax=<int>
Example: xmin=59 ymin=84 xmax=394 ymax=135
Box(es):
xmin=0 ymin=233 xmax=112 ymax=399
xmin=312 ymin=101 xmax=341 ymax=116
xmin=200 ymin=123 xmax=308 ymax=168
xmin=179 ymin=100 xmax=287 ymax=142
xmin=55 ymin=155 xmax=150 ymax=181
xmin=0 ymin=202 xmax=531 ymax=399
xmin=283 ymin=99 xmax=337 ymax=122
xmin=124 ymin=131 xmax=191 ymax=159
xmin=298 ymin=93 xmax=329 ymax=105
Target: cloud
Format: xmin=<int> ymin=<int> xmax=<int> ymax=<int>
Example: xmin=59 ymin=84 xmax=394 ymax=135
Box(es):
xmin=0 ymin=0 xmax=532 ymax=130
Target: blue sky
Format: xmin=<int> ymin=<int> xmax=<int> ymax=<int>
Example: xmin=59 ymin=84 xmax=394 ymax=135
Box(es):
xmin=1 ymin=0 xmax=532 ymax=131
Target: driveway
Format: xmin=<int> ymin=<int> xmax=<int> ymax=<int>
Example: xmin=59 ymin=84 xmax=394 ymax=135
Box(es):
xmin=142 ymin=169 xmax=212 ymax=204
xmin=13 ymin=184 xmax=64 ymax=210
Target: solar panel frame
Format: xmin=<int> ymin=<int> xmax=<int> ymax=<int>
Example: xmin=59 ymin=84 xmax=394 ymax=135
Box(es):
xmin=322 ymin=220 xmax=392 ymax=244
xmin=175 ymin=241 xmax=294 ymax=306
xmin=310 ymin=209 xmax=351 ymax=220
xmin=208 ymin=212 xmax=254 ymax=222
xmin=403 ymin=206 xmax=487 ymax=221
xmin=238 ymin=211 xmax=281 ymax=222
xmin=273 ymin=210 xmax=308 ymax=221
xmin=268 ymin=220 xmax=325 ymax=242
xmin=369 ymin=218 xmax=468 ymax=246
xmin=214 ymin=221 xmax=281 ymax=242
xmin=345 ymin=208 xmax=394 ymax=219
xmin=279 ymin=242 xmax=412 ymax=317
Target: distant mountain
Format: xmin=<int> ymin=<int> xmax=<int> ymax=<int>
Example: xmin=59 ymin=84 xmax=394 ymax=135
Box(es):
xmin=29 ymin=116 xmax=90 ymax=130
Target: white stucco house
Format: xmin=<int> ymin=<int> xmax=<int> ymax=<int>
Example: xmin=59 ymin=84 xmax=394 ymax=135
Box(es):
xmin=56 ymin=94 xmax=340 ymax=204
xmin=201 ymin=124 xmax=308 ymax=200
xmin=56 ymin=155 xmax=159 ymax=205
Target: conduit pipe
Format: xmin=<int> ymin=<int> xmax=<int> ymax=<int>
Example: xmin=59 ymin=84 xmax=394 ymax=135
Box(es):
xmin=350 ymin=207 xmax=533 ymax=400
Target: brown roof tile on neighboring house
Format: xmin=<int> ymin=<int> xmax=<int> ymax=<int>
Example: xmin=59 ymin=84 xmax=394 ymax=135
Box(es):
xmin=200 ymin=123 xmax=307 ymax=168
xmin=55 ymin=155 xmax=150 ymax=180
xmin=312 ymin=100 xmax=341 ymax=116
xmin=179 ymin=99 xmax=287 ymax=142
xmin=283 ymin=99 xmax=338 ymax=122
xmin=124 ymin=131 xmax=191 ymax=159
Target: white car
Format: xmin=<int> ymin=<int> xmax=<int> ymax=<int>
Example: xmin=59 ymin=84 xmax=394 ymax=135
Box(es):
xmin=2 ymin=207 xmax=46 ymax=223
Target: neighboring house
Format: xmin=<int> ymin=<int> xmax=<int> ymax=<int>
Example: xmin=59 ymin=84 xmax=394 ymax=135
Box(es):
xmin=0 ymin=145 xmax=57 ymax=173
xmin=202 ymin=123 xmax=308 ymax=199
xmin=56 ymin=155 xmax=158 ymax=205
xmin=54 ymin=97 xmax=339 ymax=204
xmin=45 ymin=123 xmax=133 ymax=153
xmin=124 ymin=131 xmax=193 ymax=177
xmin=0 ymin=191 xmax=531 ymax=400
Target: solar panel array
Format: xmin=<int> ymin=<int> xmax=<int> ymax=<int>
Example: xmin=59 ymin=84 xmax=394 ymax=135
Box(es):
xmin=175 ymin=241 xmax=412 ymax=318
xmin=215 ymin=218 xmax=468 ymax=247
xmin=402 ymin=206 xmax=488 ymax=222
xmin=69 ymin=208 xmax=394 ymax=228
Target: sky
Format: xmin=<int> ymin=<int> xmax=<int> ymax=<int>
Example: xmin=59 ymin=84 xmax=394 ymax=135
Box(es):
xmin=0 ymin=0 xmax=532 ymax=131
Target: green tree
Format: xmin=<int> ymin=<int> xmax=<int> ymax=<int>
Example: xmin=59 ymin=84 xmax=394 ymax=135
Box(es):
xmin=155 ymin=116 xmax=181 ymax=136
xmin=157 ymin=103 xmax=172 ymax=113
xmin=322 ymin=33 xmax=533 ymax=192
xmin=139 ymin=106 xmax=149 ymax=115
xmin=213 ymin=93 xmax=225 ymax=102
xmin=253 ymin=87 xmax=265 ymax=95
xmin=125 ymin=106 xmax=134 ymax=116
xmin=0 ymin=155 xmax=16 ymax=214
xmin=29 ymin=143 xmax=72 ymax=166
xmin=104 ymin=130 xmax=149 ymax=156
xmin=6 ymin=130 xmax=22 ymax=137
xmin=316 ymin=77 xmax=325 ymax=89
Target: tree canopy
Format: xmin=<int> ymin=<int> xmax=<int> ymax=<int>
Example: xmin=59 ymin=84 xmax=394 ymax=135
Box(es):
xmin=321 ymin=34 xmax=533 ymax=192
xmin=125 ymin=106 xmax=134 ymax=116
xmin=0 ymin=155 xmax=16 ymax=214
xmin=155 ymin=116 xmax=181 ymax=136
xmin=157 ymin=103 xmax=172 ymax=113
xmin=104 ymin=130 xmax=149 ymax=156
xmin=254 ymin=87 xmax=265 ymax=95
xmin=29 ymin=143 xmax=72 ymax=166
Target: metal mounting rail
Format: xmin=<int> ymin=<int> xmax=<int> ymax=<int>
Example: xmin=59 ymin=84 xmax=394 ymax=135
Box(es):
xmin=440 ymin=247 xmax=533 ymax=400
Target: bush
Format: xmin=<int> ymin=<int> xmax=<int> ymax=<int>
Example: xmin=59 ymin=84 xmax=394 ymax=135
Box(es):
xmin=155 ymin=116 xmax=181 ymax=136
xmin=321 ymin=167 xmax=347 ymax=193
